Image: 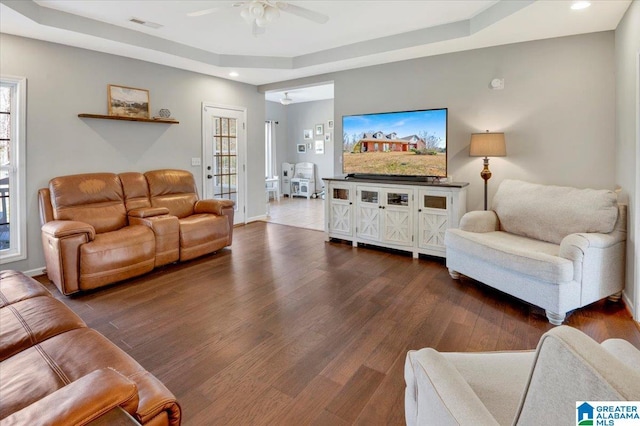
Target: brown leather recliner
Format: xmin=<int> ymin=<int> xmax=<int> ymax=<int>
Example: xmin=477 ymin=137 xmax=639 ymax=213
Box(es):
xmin=39 ymin=170 xmax=235 ymax=295
xmin=144 ymin=169 xmax=235 ymax=261
xmin=39 ymin=173 xmax=156 ymax=295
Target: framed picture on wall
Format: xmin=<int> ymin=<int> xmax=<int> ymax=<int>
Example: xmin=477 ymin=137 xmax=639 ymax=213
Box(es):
xmin=297 ymin=143 xmax=306 ymax=153
xmin=324 ymin=133 xmax=331 ymax=142
xmin=315 ymin=124 xmax=324 ymax=135
xmin=108 ymin=84 xmax=150 ymax=118
xmin=315 ymin=140 xmax=324 ymax=154
xmin=327 ymin=120 xmax=334 ymax=129
xmin=303 ymin=129 xmax=313 ymax=140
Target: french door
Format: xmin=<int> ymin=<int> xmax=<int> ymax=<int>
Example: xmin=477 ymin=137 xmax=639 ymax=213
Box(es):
xmin=202 ymin=103 xmax=246 ymax=224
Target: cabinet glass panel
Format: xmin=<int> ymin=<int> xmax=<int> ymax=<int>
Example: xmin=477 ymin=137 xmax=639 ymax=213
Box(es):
xmin=387 ymin=192 xmax=409 ymax=206
xmin=424 ymin=195 xmax=447 ymax=209
xmin=332 ymin=188 xmax=349 ymax=200
xmin=360 ymin=190 xmax=378 ymax=204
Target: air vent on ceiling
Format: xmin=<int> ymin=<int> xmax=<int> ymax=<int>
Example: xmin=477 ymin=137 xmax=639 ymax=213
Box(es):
xmin=129 ymin=18 xmax=163 ymax=29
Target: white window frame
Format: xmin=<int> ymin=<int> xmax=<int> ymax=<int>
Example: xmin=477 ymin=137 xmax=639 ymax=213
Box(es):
xmin=265 ymin=120 xmax=277 ymax=178
xmin=0 ymin=75 xmax=27 ymax=264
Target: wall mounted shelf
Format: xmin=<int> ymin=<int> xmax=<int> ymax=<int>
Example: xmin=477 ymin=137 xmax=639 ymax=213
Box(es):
xmin=78 ymin=113 xmax=179 ymax=124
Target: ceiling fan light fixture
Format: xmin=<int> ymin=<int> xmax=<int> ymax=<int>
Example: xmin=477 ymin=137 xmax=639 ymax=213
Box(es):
xmin=263 ymin=5 xmax=280 ymax=22
xmin=255 ymin=16 xmax=268 ymax=27
xmin=248 ymin=2 xmax=265 ymax=18
xmin=280 ymin=92 xmax=293 ymax=105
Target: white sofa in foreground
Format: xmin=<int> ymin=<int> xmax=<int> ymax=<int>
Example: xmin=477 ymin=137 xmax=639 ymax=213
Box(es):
xmin=445 ymin=179 xmax=626 ymax=325
xmin=405 ymin=326 xmax=640 ymax=425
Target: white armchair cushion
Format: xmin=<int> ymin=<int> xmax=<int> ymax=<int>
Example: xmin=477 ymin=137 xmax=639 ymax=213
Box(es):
xmin=445 ymin=230 xmax=573 ymax=283
xmin=493 ymin=180 xmax=618 ymax=244
xmin=406 ymin=327 xmax=640 ymax=426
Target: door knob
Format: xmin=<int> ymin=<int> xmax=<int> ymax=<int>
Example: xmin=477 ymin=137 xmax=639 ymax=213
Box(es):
xmin=207 ymin=174 xmax=213 ymax=179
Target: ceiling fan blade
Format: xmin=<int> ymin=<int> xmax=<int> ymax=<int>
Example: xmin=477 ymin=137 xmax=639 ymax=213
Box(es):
xmin=277 ymin=2 xmax=328 ymax=24
xmin=186 ymin=7 xmax=220 ymax=17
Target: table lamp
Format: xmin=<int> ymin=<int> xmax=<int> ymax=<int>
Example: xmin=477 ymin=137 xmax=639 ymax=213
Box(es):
xmin=470 ymin=131 xmax=506 ymax=210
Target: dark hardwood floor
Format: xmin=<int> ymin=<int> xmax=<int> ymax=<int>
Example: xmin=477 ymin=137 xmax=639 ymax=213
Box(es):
xmin=36 ymin=222 xmax=640 ymax=425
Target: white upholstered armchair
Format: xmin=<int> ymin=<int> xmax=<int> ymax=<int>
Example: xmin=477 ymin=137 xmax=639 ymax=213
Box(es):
xmin=445 ymin=180 xmax=626 ymax=325
xmin=405 ymin=326 xmax=640 ymax=425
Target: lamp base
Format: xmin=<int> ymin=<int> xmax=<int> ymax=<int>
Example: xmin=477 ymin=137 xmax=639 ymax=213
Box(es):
xmin=481 ymin=157 xmax=492 ymax=210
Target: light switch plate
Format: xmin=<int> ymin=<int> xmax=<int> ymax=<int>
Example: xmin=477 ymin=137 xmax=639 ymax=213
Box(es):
xmin=191 ymin=157 xmax=201 ymax=166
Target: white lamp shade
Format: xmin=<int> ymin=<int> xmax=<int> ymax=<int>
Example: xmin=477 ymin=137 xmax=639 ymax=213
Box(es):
xmin=470 ymin=132 xmax=506 ymax=157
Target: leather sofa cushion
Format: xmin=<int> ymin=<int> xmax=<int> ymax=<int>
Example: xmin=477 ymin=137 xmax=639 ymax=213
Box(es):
xmin=120 ymin=172 xmax=152 ymax=211
xmin=79 ymin=225 xmax=155 ymax=289
xmin=146 ymin=170 xmax=198 ymax=219
xmin=0 ymin=270 xmax=51 ymax=307
xmin=49 ymin=173 xmax=127 ymax=233
xmin=0 ymin=296 xmax=86 ymax=362
xmin=0 ymin=328 xmax=181 ymax=425
xmin=179 ymin=214 xmax=230 ymax=248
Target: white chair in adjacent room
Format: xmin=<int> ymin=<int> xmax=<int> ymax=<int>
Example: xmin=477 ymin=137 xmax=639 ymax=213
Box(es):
xmin=265 ymin=176 xmax=280 ymax=201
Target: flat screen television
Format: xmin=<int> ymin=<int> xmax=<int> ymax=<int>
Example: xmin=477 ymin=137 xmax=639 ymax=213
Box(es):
xmin=342 ymin=108 xmax=447 ymax=179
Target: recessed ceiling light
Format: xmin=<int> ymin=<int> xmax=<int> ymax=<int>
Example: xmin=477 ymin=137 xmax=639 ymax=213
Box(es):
xmin=571 ymin=1 xmax=591 ymax=10
xmin=229 ymin=72 xmax=239 ymax=77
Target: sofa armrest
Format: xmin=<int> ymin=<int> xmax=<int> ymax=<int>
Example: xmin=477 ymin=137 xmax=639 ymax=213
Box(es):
xmin=514 ymin=326 xmax=640 ymax=425
xmin=194 ymin=198 xmax=235 ymax=216
xmin=42 ymin=220 xmax=96 ymax=240
xmin=128 ymin=207 xmax=170 ymax=218
xmin=2 ymin=368 xmax=139 ymax=426
xmin=458 ymin=210 xmax=499 ymax=233
xmin=405 ymin=349 xmax=499 ymax=426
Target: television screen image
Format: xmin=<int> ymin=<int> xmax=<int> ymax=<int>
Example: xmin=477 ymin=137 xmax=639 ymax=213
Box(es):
xmin=342 ymin=108 xmax=447 ymax=177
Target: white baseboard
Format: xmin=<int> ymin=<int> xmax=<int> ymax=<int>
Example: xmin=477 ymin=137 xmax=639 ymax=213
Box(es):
xmin=23 ymin=267 xmax=46 ymax=277
xmin=246 ymin=215 xmax=267 ymax=223
xmin=622 ymin=290 xmax=636 ymax=319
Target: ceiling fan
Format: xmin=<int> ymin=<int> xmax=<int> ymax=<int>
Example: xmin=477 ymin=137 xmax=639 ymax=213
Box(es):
xmin=188 ymin=1 xmax=329 ymax=36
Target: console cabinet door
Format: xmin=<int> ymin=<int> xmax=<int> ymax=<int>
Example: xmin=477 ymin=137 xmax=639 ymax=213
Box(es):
xmin=356 ymin=188 xmax=381 ymax=241
xmin=328 ymin=184 xmax=352 ymax=236
xmin=417 ymin=191 xmax=450 ymax=254
xmin=382 ymin=190 xmax=413 ymax=246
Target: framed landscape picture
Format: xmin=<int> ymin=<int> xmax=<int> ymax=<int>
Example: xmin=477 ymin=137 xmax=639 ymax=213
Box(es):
xmin=297 ymin=143 xmax=306 ymax=153
xmin=108 ymin=84 xmax=150 ymax=118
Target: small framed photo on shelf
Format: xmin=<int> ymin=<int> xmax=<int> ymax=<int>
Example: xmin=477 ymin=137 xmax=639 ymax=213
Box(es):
xmin=303 ymin=129 xmax=313 ymax=140
xmin=315 ymin=124 xmax=324 ymax=135
xmin=297 ymin=143 xmax=307 ymax=153
xmin=315 ymin=140 xmax=324 ymax=154
xmin=324 ymin=133 xmax=331 ymax=142
xmin=108 ymin=84 xmax=150 ymax=118
xmin=327 ymin=120 xmax=334 ymax=129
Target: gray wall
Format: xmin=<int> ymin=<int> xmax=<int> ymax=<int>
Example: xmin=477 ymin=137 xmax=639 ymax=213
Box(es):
xmin=615 ymin=0 xmax=640 ymax=317
xmin=332 ymin=32 xmax=617 ymax=211
xmin=284 ymin=99 xmax=334 ymax=192
xmin=0 ymin=34 xmax=266 ymax=274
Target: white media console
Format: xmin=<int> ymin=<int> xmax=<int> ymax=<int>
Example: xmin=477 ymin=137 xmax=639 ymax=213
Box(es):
xmin=323 ymin=177 xmax=469 ymax=258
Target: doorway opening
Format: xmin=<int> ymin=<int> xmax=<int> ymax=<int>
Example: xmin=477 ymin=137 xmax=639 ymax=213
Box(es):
xmin=264 ymin=83 xmax=334 ymax=231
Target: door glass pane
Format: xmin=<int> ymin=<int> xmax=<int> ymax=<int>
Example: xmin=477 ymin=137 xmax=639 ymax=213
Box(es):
xmin=387 ymin=192 xmax=409 ymax=206
xmin=211 ymin=116 xmax=237 ymax=202
xmin=0 ymin=85 xmax=11 ymax=250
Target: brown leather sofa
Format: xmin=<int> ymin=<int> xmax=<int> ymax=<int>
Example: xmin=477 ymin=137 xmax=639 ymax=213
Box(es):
xmin=39 ymin=169 xmax=234 ymax=295
xmin=0 ymin=270 xmax=181 ymax=425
